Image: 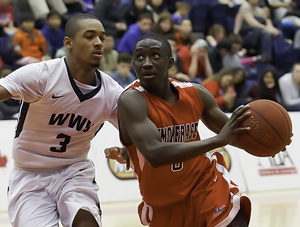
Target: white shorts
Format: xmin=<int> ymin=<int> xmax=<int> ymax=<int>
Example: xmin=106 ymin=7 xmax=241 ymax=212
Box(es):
xmin=7 ymin=159 xmax=102 ymax=227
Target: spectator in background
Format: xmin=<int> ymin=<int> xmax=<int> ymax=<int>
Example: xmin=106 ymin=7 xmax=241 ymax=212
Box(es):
xmin=0 ymin=0 xmax=16 ymax=35
xmin=201 ymin=67 xmax=236 ymax=112
xmin=168 ymin=63 xmax=191 ymax=82
xmin=234 ymin=0 xmax=280 ymax=63
xmin=0 ymin=64 xmax=20 ymax=119
xmin=110 ymin=52 xmax=136 ymax=88
xmin=92 ymin=0 xmax=128 ymax=41
xmin=117 ymin=12 xmax=153 ymax=55
xmin=64 ymin=0 xmax=84 ymax=16
xmin=146 ymin=0 xmax=168 ymax=23
xmin=178 ymin=38 xmax=213 ymax=83
xmin=171 ymin=1 xmax=191 ymax=30
xmin=11 ymin=13 xmax=51 ymax=66
xmin=279 ymin=62 xmax=300 ymax=110
xmin=175 ymin=19 xmax=196 ymax=51
xmin=165 ymin=34 xmax=184 ymax=74
xmin=41 ymin=11 xmax=64 ymax=58
xmin=12 ymin=0 xmax=67 ymax=21
xmin=208 ymin=36 xmax=232 ymax=73
xmin=99 ymin=33 xmax=119 ymax=75
xmin=248 ymin=67 xmax=282 ymax=103
xmin=123 ymin=0 xmax=152 ymax=27
xmin=206 ymin=24 xmax=226 ymax=50
xmin=152 ymin=12 xmax=175 ymax=36
xmin=232 ymin=67 xmax=251 ymax=107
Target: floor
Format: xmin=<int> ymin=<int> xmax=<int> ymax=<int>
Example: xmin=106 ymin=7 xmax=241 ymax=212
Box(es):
xmin=0 ymin=189 xmax=299 ymax=227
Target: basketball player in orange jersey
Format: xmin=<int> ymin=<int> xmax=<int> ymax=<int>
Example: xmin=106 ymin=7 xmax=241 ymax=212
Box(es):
xmin=110 ymin=33 xmax=254 ymax=227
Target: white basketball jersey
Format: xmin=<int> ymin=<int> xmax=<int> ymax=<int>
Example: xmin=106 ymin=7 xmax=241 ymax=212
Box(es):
xmin=0 ymin=58 xmax=123 ymax=170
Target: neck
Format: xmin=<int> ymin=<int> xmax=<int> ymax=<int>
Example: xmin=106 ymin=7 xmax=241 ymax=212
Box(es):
xmin=65 ymin=57 xmax=97 ymax=85
xmin=146 ymin=79 xmax=179 ymax=104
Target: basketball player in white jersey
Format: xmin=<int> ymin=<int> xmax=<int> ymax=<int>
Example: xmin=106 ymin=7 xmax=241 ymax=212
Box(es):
xmin=0 ymin=13 xmax=124 ymax=227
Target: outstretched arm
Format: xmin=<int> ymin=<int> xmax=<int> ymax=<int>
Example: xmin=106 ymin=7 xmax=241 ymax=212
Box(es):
xmin=118 ymin=86 xmax=250 ymax=168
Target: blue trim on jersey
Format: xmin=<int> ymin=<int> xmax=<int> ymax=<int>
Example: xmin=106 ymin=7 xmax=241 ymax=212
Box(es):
xmin=64 ymin=58 xmax=102 ymax=102
xmin=15 ymin=102 xmax=29 ymax=138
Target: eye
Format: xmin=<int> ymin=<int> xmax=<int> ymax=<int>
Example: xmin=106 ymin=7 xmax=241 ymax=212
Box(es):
xmin=99 ymin=36 xmax=105 ymax=42
xmin=136 ymin=55 xmax=143 ymax=60
xmin=85 ymin=34 xmax=93 ymax=40
xmin=153 ymin=54 xmax=159 ymax=59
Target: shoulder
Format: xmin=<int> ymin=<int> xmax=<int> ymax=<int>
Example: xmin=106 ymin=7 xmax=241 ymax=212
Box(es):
xmin=279 ymin=73 xmax=292 ymax=83
xmin=119 ymin=86 xmax=147 ymax=111
xmin=192 ymin=82 xmax=218 ymax=109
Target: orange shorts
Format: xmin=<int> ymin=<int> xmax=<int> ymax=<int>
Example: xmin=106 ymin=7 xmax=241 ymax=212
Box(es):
xmin=138 ymin=152 xmax=251 ymax=227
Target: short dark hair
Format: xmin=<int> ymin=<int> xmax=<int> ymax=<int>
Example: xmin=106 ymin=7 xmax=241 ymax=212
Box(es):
xmin=134 ymin=33 xmax=172 ymax=58
xmin=118 ymin=52 xmax=133 ymax=64
xmin=216 ymin=37 xmax=231 ymax=52
xmin=47 ymin=11 xmax=61 ymax=20
xmin=18 ymin=13 xmax=35 ymax=24
xmin=64 ymin=13 xmax=100 ymax=39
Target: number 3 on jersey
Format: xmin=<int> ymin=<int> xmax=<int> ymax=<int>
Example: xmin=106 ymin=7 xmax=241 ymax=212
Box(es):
xmin=50 ymin=133 xmax=71 ymax=153
xmin=171 ymin=162 xmax=183 ymax=172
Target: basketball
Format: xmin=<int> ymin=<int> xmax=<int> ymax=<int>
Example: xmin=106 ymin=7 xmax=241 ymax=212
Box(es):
xmin=236 ymin=99 xmax=293 ymax=157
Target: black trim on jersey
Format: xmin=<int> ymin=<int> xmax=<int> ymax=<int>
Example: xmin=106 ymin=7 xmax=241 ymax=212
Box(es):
xmin=64 ymin=58 xmax=102 ymax=102
xmin=94 ymin=122 xmax=104 ymax=137
xmin=15 ymin=102 xmax=29 ymax=138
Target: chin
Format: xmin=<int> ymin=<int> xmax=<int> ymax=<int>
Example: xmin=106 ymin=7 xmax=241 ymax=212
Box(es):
xmin=91 ymin=62 xmax=101 ymax=68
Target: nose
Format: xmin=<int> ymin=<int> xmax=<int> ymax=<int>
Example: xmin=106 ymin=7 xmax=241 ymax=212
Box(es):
xmin=143 ymin=56 xmax=152 ymax=68
xmin=94 ymin=37 xmax=103 ymax=48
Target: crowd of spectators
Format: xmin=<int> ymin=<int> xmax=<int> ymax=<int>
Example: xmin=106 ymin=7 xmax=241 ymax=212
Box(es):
xmin=0 ymin=0 xmax=300 ymax=119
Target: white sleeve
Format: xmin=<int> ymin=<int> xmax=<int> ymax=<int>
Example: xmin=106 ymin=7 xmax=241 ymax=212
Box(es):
xmin=0 ymin=62 xmax=48 ymax=102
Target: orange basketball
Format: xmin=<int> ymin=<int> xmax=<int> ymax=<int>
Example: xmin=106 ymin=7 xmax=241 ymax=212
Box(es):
xmin=236 ymin=99 xmax=293 ymax=157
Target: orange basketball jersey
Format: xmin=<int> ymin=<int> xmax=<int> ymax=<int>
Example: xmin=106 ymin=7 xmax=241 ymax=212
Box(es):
xmin=124 ymin=79 xmax=251 ymax=227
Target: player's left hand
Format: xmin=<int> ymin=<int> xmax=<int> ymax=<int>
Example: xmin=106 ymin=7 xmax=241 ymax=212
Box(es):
xmin=104 ymin=146 xmax=130 ymax=170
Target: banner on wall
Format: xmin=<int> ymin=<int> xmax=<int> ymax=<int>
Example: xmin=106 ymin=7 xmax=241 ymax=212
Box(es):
xmin=0 ymin=112 xmax=299 ymax=212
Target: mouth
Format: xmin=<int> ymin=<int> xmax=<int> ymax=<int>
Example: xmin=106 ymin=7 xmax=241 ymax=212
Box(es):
xmin=92 ymin=50 xmax=103 ymax=58
xmin=143 ymin=72 xmax=156 ymax=79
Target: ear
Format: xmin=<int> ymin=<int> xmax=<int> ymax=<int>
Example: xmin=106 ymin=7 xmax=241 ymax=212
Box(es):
xmin=64 ymin=37 xmax=72 ymax=50
xmin=168 ymin=57 xmax=175 ymax=69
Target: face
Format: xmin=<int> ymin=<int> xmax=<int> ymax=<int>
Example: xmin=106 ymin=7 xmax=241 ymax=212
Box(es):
xmin=135 ymin=0 xmax=146 ymax=10
xmin=139 ymin=18 xmax=153 ymax=34
xmin=160 ymin=19 xmax=172 ymax=33
xmin=292 ymin=64 xmax=300 ymax=85
xmin=65 ymin=18 xmax=105 ymax=68
xmin=231 ymin=43 xmax=242 ymax=54
xmin=233 ymin=69 xmax=245 ymax=84
xmin=220 ymin=74 xmax=233 ymax=88
xmin=215 ymin=30 xmax=225 ymax=42
xmin=248 ymin=0 xmax=260 ymax=6
xmin=263 ymin=71 xmax=275 ymax=88
xmin=133 ymin=38 xmax=173 ymax=88
xmin=117 ymin=62 xmax=132 ymax=77
xmin=21 ymin=20 xmax=35 ymax=33
xmin=151 ymin=0 xmax=163 ymax=7
xmin=179 ymin=20 xmax=192 ymax=36
xmin=47 ymin=14 xmax=62 ymax=30
xmin=197 ymin=47 xmax=207 ymax=58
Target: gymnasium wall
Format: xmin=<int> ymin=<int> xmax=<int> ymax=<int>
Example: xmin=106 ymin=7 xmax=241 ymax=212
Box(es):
xmin=0 ymin=112 xmax=299 ymax=211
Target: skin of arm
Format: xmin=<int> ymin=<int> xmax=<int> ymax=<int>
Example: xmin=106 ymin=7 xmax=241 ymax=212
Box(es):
xmin=118 ymin=83 xmax=250 ymax=168
xmin=188 ymin=45 xmax=199 ymax=79
xmin=0 ymin=86 xmax=13 ymax=102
